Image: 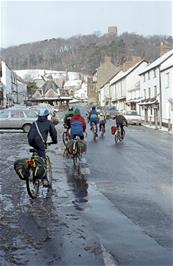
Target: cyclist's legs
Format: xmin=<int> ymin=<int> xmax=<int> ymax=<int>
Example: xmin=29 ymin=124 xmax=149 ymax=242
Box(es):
xmin=120 ymin=125 xmax=124 ymax=137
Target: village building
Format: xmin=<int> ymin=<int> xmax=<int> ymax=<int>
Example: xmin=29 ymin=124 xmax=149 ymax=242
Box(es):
xmin=138 ymin=49 xmax=173 ymax=128
xmin=0 ymin=61 xmax=27 ymax=108
xmin=32 ymin=77 xmax=71 ymax=108
xmin=109 ymin=59 xmax=148 ymax=112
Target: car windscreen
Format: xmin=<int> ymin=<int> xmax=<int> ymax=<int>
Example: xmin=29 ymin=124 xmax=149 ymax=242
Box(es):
xmin=24 ymin=110 xmax=38 ymax=118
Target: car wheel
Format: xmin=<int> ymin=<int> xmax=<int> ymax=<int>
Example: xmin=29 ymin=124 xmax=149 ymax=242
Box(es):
xmin=22 ymin=124 xmax=31 ymax=133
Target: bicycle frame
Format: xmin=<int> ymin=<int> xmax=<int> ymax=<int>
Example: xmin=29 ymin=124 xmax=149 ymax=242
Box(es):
xmin=26 ymin=145 xmax=52 ymax=199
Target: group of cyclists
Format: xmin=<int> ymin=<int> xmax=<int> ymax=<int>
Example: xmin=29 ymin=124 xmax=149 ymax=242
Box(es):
xmin=63 ymin=105 xmax=128 ymax=139
xmin=27 ymin=105 xmax=128 ymax=187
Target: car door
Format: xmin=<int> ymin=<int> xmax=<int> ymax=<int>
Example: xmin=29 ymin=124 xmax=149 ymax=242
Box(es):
xmin=0 ymin=110 xmax=10 ymax=128
xmin=9 ymin=110 xmax=25 ymax=129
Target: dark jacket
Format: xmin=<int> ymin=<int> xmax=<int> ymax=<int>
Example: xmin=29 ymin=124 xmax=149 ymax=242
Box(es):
xmin=27 ymin=116 xmax=57 ymax=149
xmin=115 ymin=115 xmax=128 ymax=126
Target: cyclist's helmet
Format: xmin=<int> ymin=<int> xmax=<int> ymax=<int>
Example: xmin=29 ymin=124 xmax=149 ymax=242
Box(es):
xmin=38 ymin=108 xmax=49 ymax=117
xmin=69 ymin=106 xmax=73 ymax=111
xmin=92 ymin=106 xmax=96 ymax=110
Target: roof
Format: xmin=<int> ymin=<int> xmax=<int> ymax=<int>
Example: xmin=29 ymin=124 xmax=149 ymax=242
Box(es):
xmin=111 ymin=59 xmax=148 ymax=86
xmin=139 ymin=49 xmax=173 ymax=75
xmin=40 ymin=80 xmax=60 ymax=95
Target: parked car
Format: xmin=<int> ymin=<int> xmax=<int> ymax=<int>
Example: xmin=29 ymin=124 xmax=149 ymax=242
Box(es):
xmin=105 ymin=106 xmax=118 ymax=119
xmin=124 ymin=111 xmax=142 ymax=125
xmin=0 ymin=108 xmax=38 ymax=132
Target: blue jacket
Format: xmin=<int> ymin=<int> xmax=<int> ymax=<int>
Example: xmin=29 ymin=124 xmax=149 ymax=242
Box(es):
xmin=89 ymin=110 xmax=99 ymax=123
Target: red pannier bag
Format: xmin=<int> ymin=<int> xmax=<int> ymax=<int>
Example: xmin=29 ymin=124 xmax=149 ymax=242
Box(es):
xmin=111 ymin=126 xmax=117 ymax=135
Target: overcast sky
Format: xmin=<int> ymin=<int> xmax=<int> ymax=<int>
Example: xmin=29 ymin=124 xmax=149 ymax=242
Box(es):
xmin=0 ymin=0 xmax=172 ymax=48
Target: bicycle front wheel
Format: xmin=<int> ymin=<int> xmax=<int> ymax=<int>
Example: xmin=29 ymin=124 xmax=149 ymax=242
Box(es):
xmin=26 ymin=170 xmax=39 ymax=199
xmin=46 ymin=156 xmax=52 ymax=188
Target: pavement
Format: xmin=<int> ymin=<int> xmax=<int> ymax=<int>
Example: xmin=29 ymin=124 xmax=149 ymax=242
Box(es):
xmin=143 ymin=123 xmax=173 ymax=134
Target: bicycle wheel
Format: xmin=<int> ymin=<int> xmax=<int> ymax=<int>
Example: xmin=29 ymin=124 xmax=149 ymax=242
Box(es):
xmin=45 ymin=156 xmax=52 ymax=188
xmin=26 ymin=169 xmax=39 ymax=199
xmin=115 ymin=131 xmax=120 ymax=143
xmin=72 ymin=142 xmax=81 ymax=170
xmin=62 ymin=131 xmax=69 ymax=146
xmin=101 ymin=125 xmax=105 ymax=137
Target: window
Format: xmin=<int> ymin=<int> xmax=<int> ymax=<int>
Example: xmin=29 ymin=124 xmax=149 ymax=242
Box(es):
xmin=24 ymin=110 xmax=38 ymax=118
xmin=144 ymin=89 xmax=146 ymax=99
xmin=10 ymin=110 xmax=25 ymax=118
xmin=148 ymin=88 xmax=151 ymax=98
xmin=165 ymin=72 xmax=169 ymax=88
xmin=154 ymin=85 xmax=157 ymax=97
xmin=148 ymin=72 xmax=150 ymax=80
xmin=153 ymin=69 xmax=156 ymax=78
xmin=0 ymin=110 xmax=9 ymax=118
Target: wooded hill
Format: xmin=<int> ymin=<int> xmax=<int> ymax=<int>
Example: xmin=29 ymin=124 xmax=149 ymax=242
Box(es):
xmin=1 ymin=32 xmax=173 ymax=75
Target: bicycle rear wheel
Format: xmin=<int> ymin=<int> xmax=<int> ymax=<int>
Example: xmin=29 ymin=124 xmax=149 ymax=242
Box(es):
xmin=26 ymin=170 xmax=39 ymax=199
xmin=45 ymin=156 xmax=52 ymax=188
xmin=115 ymin=132 xmax=120 ymax=143
xmin=72 ymin=142 xmax=81 ymax=171
xmin=101 ymin=125 xmax=105 ymax=137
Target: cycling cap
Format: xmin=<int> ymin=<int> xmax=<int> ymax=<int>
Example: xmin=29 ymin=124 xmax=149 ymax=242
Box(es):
xmin=38 ymin=108 xmax=49 ymax=117
xmin=69 ymin=106 xmax=73 ymax=111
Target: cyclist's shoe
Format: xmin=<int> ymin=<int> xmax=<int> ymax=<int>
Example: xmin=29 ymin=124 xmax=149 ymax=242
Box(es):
xmin=42 ymin=178 xmax=49 ymax=187
xmin=96 ymin=133 xmax=98 ymax=137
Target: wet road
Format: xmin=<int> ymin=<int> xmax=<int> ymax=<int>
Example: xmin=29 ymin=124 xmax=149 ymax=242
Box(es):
xmin=0 ymin=114 xmax=173 ymax=265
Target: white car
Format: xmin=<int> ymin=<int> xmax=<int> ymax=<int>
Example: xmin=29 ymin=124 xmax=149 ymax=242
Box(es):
xmin=124 ymin=111 xmax=142 ymax=125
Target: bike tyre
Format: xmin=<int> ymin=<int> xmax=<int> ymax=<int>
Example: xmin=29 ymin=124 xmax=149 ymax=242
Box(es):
xmin=62 ymin=132 xmax=69 ymax=147
xmin=26 ymin=170 xmax=39 ymax=199
xmin=46 ymin=156 xmax=52 ymax=188
xmin=72 ymin=142 xmax=81 ymax=171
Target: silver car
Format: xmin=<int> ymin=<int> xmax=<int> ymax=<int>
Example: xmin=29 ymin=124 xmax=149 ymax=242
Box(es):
xmin=0 ymin=108 xmax=38 ymax=132
xmin=124 ymin=111 xmax=142 ymax=125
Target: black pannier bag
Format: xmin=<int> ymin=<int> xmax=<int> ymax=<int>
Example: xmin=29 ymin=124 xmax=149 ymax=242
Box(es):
xmin=14 ymin=158 xmax=30 ymax=180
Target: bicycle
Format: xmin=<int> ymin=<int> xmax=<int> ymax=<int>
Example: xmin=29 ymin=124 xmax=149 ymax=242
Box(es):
xmin=91 ymin=122 xmax=97 ymax=141
xmin=115 ymin=126 xmax=125 ymax=144
xmin=25 ymin=143 xmax=52 ymax=199
xmin=62 ymin=124 xmax=71 ymax=147
xmin=100 ymin=123 xmax=105 ymax=138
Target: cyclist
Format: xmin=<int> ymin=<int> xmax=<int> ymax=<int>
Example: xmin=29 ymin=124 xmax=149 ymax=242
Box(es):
xmin=99 ymin=111 xmax=106 ymax=132
xmin=70 ymin=108 xmax=86 ymax=140
xmin=63 ymin=106 xmax=74 ymax=131
xmin=27 ymin=108 xmax=57 ymax=186
xmin=115 ymin=112 xmax=128 ymax=138
xmin=88 ymin=106 xmax=99 ymax=136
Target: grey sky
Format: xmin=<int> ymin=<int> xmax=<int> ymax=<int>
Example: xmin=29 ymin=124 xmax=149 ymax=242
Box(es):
xmin=0 ymin=0 xmax=172 ymax=48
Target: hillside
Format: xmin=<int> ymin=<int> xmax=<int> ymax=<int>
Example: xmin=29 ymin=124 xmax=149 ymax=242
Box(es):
xmin=1 ymin=32 xmax=173 ymax=75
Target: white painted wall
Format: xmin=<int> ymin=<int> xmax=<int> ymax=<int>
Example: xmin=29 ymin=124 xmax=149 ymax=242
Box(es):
xmin=161 ymin=56 xmax=173 ymax=124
